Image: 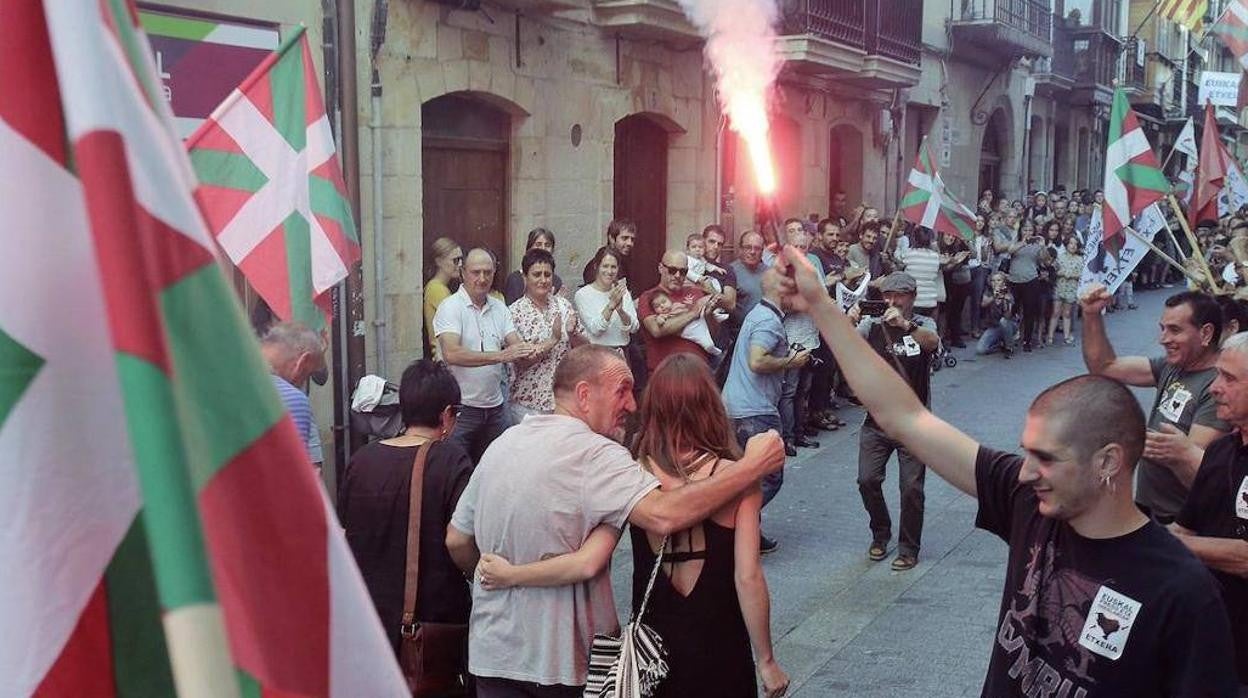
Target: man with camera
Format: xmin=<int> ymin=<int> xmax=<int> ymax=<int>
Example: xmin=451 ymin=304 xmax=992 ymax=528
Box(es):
xmin=849 ymin=272 xmax=940 ymax=571
xmin=723 ymin=266 xmax=810 ymax=553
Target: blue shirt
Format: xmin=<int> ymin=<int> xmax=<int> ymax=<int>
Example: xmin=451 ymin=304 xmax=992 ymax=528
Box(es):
xmin=722 ymin=300 xmax=788 ymax=419
xmin=271 ymin=374 xmax=321 ymax=464
xmin=730 ymin=259 xmax=768 ymax=319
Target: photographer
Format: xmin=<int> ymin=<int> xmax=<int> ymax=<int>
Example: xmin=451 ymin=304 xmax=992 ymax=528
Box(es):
xmin=780 ymin=229 xmax=828 ymax=454
xmin=848 ymin=273 xmax=940 ymax=571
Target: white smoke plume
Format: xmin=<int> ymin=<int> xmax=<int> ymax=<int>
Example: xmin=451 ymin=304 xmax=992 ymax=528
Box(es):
xmin=677 ymin=0 xmax=782 ymax=193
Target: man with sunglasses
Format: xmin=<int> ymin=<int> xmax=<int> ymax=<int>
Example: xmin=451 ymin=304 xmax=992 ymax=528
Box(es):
xmin=637 ymin=250 xmax=726 ymax=372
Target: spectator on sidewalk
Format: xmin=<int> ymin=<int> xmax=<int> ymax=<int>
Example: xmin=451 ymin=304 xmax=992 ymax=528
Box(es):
xmin=508 ymin=249 xmax=584 ymax=422
xmin=731 ymin=230 xmax=769 ymax=316
xmin=261 ymin=321 xmax=326 ymax=469
xmin=504 ymin=228 xmax=565 ymax=305
xmin=574 ymin=247 xmax=638 ymax=356
xmin=638 ymin=250 xmax=725 ymax=372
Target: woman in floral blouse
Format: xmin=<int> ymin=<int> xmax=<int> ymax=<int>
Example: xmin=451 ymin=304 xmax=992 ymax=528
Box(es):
xmin=507 ymin=248 xmax=585 ymax=422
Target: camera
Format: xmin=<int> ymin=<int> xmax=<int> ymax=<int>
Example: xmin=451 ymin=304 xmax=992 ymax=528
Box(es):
xmin=859 ymin=299 xmax=889 ymax=317
xmin=789 ymin=342 xmax=823 ymax=366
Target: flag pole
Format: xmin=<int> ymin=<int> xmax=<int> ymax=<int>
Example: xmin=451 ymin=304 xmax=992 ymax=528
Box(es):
xmin=1167 ymin=193 xmax=1222 ymax=291
xmin=1123 ymin=226 xmax=1204 ymax=284
xmin=882 ymin=208 xmax=904 ymax=254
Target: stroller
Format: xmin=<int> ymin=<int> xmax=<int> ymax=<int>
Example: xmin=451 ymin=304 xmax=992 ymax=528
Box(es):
xmin=350 ymin=375 xmax=403 ymax=440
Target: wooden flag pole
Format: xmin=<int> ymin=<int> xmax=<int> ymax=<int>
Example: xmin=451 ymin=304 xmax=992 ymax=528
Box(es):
xmin=1123 ymin=226 xmax=1204 ymax=285
xmin=1167 ymin=193 xmax=1222 ymax=292
xmin=882 ymin=208 xmax=904 ymax=254
xmin=1161 ymin=217 xmax=1189 ymax=261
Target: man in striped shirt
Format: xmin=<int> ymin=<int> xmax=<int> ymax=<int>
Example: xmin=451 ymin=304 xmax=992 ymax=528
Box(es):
xmin=261 ymin=322 xmax=327 ymax=469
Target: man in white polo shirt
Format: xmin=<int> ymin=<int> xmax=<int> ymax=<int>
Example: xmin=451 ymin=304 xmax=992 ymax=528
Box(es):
xmin=434 ymin=248 xmax=537 ymax=462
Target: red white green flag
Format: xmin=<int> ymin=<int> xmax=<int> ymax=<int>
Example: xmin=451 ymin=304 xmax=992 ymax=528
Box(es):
xmin=1213 ymin=0 xmax=1248 ymax=70
xmin=0 ymin=1 xmax=403 ymax=695
xmin=899 ymin=137 xmax=978 ymax=242
xmin=187 ymin=27 xmax=358 ymax=330
xmin=1102 ymin=86 xmax=1168 ymax=247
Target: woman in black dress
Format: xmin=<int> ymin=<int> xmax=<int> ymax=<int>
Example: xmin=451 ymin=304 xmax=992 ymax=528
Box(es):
xmin=338 ymin=360 xmax=474 ymax=658
xmin=476 ymin=354 xmax=788 ymax=697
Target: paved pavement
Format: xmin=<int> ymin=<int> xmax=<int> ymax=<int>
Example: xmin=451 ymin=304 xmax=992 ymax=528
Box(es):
xmin=609 ymin=286 xmax=1169 ymax=697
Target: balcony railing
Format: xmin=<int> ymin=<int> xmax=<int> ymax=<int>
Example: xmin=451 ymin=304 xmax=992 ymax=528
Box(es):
xmin=1122 ymin=38 xmax=1147 ymax=91
xmin=865 ymin=0 xmax=921 ymax=64
xmin=780 ymin=0 xmax=866 ymax=50
xmin=958 ymin=0 xmax=1052 ymax=45
xmin=1036 ymin=21 xmax=1075 ymax=78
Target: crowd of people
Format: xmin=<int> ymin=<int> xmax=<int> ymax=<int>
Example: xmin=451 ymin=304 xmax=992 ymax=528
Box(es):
xmin=315 ymin=187 xmax=1248 ymax=697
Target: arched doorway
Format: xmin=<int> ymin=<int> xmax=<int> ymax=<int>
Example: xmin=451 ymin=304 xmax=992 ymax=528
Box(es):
xmin=979 ymin=110 xmax=1008 ymax=198
xmin=614 ymin=114 xmax=671 ymax=292
xmin=770 ymin=115 xmax=802 ymax=218
xmin=828 ymin=124 xmax=864 ymax=210
xmin=422 ymin=93 xmax=510 ymax=277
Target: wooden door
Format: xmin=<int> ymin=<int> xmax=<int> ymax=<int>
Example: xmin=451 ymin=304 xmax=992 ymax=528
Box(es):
xmin=614 ymin=115 xmax=668 ymax=292
xmin=422 ymin=142 xmax=507 ymax=270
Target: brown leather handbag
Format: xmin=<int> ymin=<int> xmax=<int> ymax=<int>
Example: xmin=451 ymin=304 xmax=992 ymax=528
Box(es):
xmin=399 ymin=442 xmax=469 ymax=697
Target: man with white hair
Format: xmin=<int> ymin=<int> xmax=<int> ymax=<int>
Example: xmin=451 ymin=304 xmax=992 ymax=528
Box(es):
xmin=260 ymin=321 xmax=326 ymax=468
xmin=1171 ymin=331 xmax=1248 ymax=689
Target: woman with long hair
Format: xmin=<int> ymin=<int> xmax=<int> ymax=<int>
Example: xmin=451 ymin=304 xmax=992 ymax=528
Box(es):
xmin=573 ymin=246 xmax=638 ymax=355
xmin=474 ymin=354 xmax=790 ymax=698
xmin=1048 ymin=235 xmax=1085 ymax=346
xmin=424 ymin=237 xmax=463 ymax=360
xmin=969 ymin=215 xmax=995 ymax=338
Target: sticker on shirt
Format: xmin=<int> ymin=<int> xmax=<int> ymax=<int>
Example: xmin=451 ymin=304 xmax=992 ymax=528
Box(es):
xmin=891 ymin=334 xmax=921 ymax=357
xmin=1236 ymin=476 xmax=1248 ymax=520
xmin=1078 ymin=585 xmax=1140 ymax=661
xmin=1157 ymin=383 xmax=1194 ymax=423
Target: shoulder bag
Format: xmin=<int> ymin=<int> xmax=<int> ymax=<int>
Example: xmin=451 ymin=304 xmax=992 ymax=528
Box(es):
xmin=399 ymin=441 xmax=469 ymax=697
xmin=584 ymin=535 xmax=671 ymax=698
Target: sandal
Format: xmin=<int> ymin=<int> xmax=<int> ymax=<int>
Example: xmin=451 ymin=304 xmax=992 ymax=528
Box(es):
xmin=890 ymin=554 xmax=917 ymax=571
xmin=868 ymin=541 xmax=888 ymax=562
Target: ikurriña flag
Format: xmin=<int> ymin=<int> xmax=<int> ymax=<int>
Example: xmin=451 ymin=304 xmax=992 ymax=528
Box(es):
xmin=899 ymin=136 xmax=978 ymax=242
xmin=187 ymin=26 xmax=359 ymax=331
xmin=0 ymin=1 xmax=404 ymax=695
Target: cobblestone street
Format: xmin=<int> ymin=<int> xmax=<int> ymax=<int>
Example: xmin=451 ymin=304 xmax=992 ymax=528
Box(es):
xmin=611 ymin=289 xmax=1167 ymax=696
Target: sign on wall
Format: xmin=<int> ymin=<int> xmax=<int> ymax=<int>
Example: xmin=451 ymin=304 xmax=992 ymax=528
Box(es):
xmin=138 ymin=7 xmax=280 ymax=138
xmin=1198 ymin=71 xmax=1241 ymax=108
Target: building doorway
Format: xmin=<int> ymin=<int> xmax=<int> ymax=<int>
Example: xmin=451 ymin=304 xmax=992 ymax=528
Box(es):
xmin=979 ymin=109 xmax=1008 ymax=199
xmin=614 ymin=114 xmax=670 ymax=292
xmin=828 ymin=123 xmax=864 ymax=212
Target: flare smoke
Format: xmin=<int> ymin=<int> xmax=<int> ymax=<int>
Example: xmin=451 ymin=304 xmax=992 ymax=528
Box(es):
xmin=678 ymin=0 xmax=782 ymax=194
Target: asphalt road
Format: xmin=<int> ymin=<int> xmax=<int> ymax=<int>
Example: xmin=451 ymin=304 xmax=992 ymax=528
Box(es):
xmin=608 ymin=285 xmax=1170 ymax=696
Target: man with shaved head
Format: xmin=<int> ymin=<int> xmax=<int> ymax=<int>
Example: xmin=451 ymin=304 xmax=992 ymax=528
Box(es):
xmin=434 ymin=247 xmax=538 ymax=462
xmin=772 ymin=245 xmax=1237 ymax=696
xmin=447 ymin=345 xmax=784 ymax=694
xmin=637 ymin=249 xmax=726 ymax=372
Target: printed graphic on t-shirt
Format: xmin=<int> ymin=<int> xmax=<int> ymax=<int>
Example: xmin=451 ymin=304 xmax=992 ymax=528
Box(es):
xmin=891 ymin=334 xmax=921 ymax=357
xmin=1157 ymin=382 xmax=1194 ymax=423
xmin=1077 ymin=585 xmax=1140 ymax=661
xmin=1236 ymin=476 xmax=1248 ymax=520
xmin=996 ymin=542 xmax=1102 ymax=694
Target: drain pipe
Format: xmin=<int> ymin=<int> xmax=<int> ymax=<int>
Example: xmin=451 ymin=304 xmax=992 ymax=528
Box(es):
xmin=369 ymin=0 xmax=389 ymax=377
xmin=370 ymin=68 xmax=387 ymax=377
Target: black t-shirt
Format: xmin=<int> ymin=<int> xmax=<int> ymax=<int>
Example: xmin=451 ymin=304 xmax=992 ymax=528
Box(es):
xmin=338 ymin=440 xmax=474 ymax=650
xmin=860 ymin=315 xmax=934 ymax=429
xmin=1177 ymin=433 xmax=1248 ymax=683
xmin=975 ymin=446 xmax=1238 ymax=697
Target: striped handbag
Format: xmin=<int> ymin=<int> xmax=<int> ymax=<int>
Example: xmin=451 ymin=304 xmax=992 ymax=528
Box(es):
xmin=583 ymin=536 xmax=670 ymax=698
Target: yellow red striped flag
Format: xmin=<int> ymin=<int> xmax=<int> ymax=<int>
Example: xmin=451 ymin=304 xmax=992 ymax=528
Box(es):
xmin=1159 ymin=0 xmax=1208 ymax=33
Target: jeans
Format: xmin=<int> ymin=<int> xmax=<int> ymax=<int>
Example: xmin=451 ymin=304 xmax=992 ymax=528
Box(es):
xmin=450 ymin=404 xmax=513 ymax=464
xmin=476 ymin=676 xmax=581 ymax=698
xmin=779 ymin=366 xmax=813 ymax=443
xmin=858 ymin=423 xmax=927 ymax=557
xmin=976 ymin=318 xmax=1017 ymax=355
xmin=968 ymin=266 xmax=990 ymax=332
xmin=734 ymin=413 xmax=783 ymax=508
xmin=1008 ymin=279 xmax=1045 ymax=346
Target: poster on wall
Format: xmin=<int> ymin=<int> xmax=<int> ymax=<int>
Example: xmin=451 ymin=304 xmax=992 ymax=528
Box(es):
xmin=138 ymin=7 xmax=280 ymax=138
xmin=1198 ymin=71 xmax=1241 ymax=108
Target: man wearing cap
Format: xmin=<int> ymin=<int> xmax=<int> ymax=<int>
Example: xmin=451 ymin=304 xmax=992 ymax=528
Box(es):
xmin=847 ymin=272 xmax=940 ymax=571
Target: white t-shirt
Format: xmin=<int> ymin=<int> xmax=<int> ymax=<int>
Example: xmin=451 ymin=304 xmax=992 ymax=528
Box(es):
xmin=574 ymin=284 xmax=639 ymax=348
xmin=450 ymin=414 xmax=660 ymax=686
xmin=432 ymin=287 xmax=516 ymax=408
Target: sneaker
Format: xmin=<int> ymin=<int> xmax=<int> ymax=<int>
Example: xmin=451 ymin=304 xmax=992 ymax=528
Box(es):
xmin=760 ymin=534 xmax=779 ymax=555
